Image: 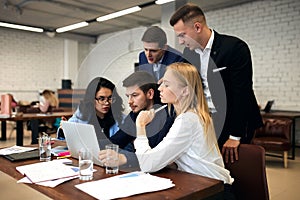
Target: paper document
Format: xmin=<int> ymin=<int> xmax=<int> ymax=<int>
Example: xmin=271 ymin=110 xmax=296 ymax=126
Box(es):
xmin=18 ymin=173 xmax=79 ymax=188
xmin=0 ymin=145 xmax=37 ymax=155
xmin=75 ymin=171 xmax=175 ymax=200
xmin=16 ymin=159 xmax=78 ymax=183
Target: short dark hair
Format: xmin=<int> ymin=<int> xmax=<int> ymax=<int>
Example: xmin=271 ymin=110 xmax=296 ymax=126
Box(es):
xmin=141 ymin=26 xmax=167 ymax=48
xmin=123 ymin=71 xmax=161 ymax=104
xmin=123 ymin=71 xmax=156 ymax=93
xmin=170 ymin=3 xmax=205 ymax=26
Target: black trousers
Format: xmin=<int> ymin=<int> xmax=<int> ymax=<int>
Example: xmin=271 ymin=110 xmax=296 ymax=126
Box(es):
xmin=224 ymin=184 xmax=236 ymax=200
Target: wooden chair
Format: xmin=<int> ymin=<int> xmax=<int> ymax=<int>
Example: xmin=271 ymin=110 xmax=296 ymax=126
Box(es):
xmin=224 ymin=144 xmax=269 ymax=200
xmin=252 ymin=118 xmax=292 ymax=168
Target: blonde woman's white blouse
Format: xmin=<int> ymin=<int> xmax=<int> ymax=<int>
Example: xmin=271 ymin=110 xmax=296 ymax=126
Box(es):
xmin=134 ymin=111 xmax=234 ymax=184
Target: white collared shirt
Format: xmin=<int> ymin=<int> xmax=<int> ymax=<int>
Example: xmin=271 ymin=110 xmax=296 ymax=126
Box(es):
xmin=153 ymin=56 xmax=164 ymax=81
xmin=195 ymin=30 xmax=216 ymax=113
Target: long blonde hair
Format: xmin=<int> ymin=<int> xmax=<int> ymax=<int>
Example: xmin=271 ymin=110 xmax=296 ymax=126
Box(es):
xmin=166 ymin=62 xmax=211 ymax=132
xmin=42 ymin=90 xmax=59 ymax=107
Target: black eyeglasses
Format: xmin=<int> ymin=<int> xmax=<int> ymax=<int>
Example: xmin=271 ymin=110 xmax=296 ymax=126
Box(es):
xmin=95 ymin=96 xmax=115 ymax=104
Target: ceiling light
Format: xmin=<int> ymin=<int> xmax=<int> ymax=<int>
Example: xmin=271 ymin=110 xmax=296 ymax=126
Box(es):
xmin=155 ymin=0 xmax=175 ymax=5
xmin=0 ymin=21 xmax=43 ymax=32
xmin=96 ymin=6 xmax=141 ymax=22
xmin=56 ymin=21 xmax=89 ymax=33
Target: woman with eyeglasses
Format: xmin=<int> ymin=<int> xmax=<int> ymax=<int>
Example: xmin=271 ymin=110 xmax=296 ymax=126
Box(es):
xmin=58 ymin=77 xmax=125 ymax=141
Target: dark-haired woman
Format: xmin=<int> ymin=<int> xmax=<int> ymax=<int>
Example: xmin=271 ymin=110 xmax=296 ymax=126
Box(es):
xmin=58 ymin=77 xmax=126 ymax=145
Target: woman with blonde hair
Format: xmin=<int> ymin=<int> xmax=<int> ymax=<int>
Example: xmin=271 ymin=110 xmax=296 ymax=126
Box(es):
xmin=128 ymin=62 xmax=232 ymax=184
xmin=39 ymin=89 xmax=59 ymax=112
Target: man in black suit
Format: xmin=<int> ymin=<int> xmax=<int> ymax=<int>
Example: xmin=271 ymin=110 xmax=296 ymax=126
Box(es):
xmin=138 ymin=26 xmax=187 ymax=81
xmin=170 ymin=3 xmax=263 ymax=163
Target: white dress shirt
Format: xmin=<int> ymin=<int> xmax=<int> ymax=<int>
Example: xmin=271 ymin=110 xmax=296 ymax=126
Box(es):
xmin=152 ymin=56 xmax=164 ymax=81
xmin=195 ymin=30 xmax=216 ymax=113
xmin=134 ymin=111 xmax=234 ymax=184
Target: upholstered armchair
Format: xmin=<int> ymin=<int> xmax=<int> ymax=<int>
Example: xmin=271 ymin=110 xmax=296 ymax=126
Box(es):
xmin=252 ymin=118 xmax=292 ymax=168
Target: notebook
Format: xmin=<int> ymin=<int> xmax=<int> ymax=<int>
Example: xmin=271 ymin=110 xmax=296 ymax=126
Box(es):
xmin=61 ymin=121 xmax=104 ymax=166
xmin=3 ymin=149 xmax=39 ymax=161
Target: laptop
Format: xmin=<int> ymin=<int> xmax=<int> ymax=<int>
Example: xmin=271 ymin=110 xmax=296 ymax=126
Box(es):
xmin=263 ymin=100 xmax=274 ymax=113
xmin=61 ymin=121 xmax=104 ymax=166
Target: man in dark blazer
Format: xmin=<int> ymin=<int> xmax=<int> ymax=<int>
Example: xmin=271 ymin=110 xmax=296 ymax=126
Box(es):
xmin=138 ymin=26 xmax=187 ymax=81
xmin=170 ymin=3 xmax=263 ymax=163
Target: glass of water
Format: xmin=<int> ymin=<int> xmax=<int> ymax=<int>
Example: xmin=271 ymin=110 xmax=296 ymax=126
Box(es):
xmin=38 ymin=134 xmax=51 ymax=162
xmin=78 ymin=148 xmax=93 ymax=181
xmin=105 ymin=144 xmax=119 ymax=174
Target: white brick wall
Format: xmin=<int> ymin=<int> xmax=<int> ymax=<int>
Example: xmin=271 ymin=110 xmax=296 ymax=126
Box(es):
xmin=0 ymin=28 xmax=64 ymax=102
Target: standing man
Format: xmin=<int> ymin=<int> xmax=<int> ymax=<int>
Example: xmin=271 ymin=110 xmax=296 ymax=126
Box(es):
xmin=138 ymin=26 xmax=187 ymax=81
xmin=170 ymin=3 xmax=263 ymax=163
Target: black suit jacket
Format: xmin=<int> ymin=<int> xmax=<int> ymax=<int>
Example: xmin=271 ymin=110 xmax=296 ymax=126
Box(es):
xmin=184 ymin=31 xmax=263 ymax=147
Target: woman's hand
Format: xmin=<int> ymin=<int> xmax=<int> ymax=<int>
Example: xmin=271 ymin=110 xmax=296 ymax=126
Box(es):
xmin=136 ymin=109 xmax=155 ymax=127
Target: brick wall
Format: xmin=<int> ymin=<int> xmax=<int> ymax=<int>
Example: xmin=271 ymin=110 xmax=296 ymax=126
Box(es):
xmin=0 ymin=28 xmax=64 ymax=102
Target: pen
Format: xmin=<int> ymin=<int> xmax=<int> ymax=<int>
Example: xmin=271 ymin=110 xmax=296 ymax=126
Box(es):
xmin=154 ymin=105 xmax=167 ymax=113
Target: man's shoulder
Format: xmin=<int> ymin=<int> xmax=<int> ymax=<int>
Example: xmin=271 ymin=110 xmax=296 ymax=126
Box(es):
xmin=214 ymin=31 xmax=249 ymax=48
xmin=138 ymin=51 xmax=148 ymax=65
xmin=165 ymin=46 xmax=183 ymax=56
xmin=163 ymin=46 xmax=186 ymax=63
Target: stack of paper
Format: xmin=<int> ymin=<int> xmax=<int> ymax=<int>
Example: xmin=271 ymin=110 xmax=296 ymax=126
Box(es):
xmin=75 ymin=171 xmax=175 ymax=200
xmin=16 ymin=159 xmax=79 ymax=187
xmin=0 ymin=145 xmax=37 ymax=155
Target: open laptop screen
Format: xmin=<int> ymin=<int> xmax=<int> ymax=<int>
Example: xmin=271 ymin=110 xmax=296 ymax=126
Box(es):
xmin=61 ymin=121 xmax=103 ymax=166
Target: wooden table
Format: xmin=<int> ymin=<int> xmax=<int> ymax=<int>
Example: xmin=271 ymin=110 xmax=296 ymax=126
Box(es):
xmin=0 ymin=112 xmax=73 ymax=146
xmin=0 ymin=142 xmax=223 ymax=200
xmin=261 ymin=110 xmax=300 ymax=160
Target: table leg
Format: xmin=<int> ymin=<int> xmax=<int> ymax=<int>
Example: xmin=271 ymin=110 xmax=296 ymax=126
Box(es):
xmin=30 ymin=119 xmax=39 ymax=144
xmin=16 ymin=121 xmax=23 ymax=146
xmin=291 ymin=119 xmax=295 ymax=160
xmin=1 ymin=121 xmax=7 ymax=140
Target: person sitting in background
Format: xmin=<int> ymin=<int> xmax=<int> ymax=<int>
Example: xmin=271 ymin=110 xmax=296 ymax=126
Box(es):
xmin=58 ymin=77 xmax=129 ymax=148
xmin=28 ymin=90 xmax=59 ymax=143
xmin=138 ymin=26 xmax=187 ymax=81
xmin=39 ymin=89 xmax=59 ymax=113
